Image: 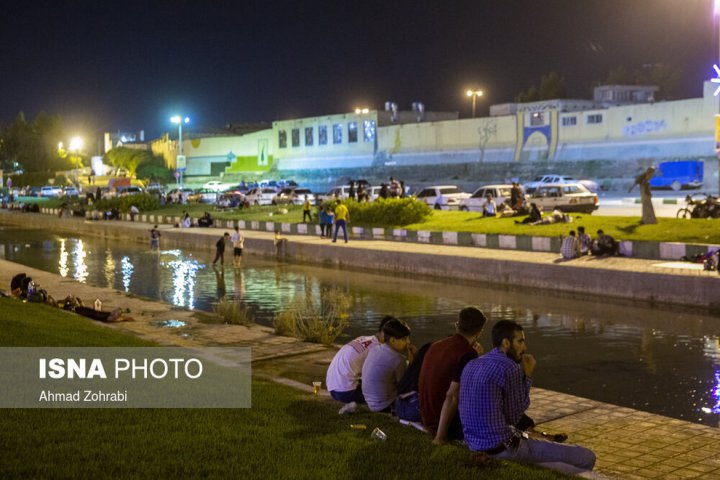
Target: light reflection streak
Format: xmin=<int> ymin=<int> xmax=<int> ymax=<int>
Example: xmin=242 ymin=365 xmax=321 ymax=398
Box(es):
xmin=58 ymin=239 xmax=68 ymax=277
xmin=162 ymin=250 xmax=200 ymax=310
xmin=73 ymin=240 xmax=88 ymax=282
xmin=104 ymin=250 xmax=116 ymax=287
xmin=120 ymin=256 xmax=133 ymax=292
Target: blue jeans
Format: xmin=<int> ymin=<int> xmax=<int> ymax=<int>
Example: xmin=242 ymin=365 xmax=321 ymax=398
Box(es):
xmin=495 ymin=437 xmax=596 ymax=475
xmin=333 ymin=220 xmax=347 ymax=242
xmin=330 ymin=386 xmax=365 ymax=404
xmin=395 ymin=393 xmax=421 ymax=422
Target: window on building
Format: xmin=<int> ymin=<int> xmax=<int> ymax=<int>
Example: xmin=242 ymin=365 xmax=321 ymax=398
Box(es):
xmin=348 ymin=122 xmax=358 ymax=143
xmin=291 ymin=128 xmax=300 ymax=147
xmin=530 ymin=112 xmax=544 ymax=126
xmin=278 ymin=130 xmax=287 ymax=148
xmin=318 ymin=125 xmax=328 ymax=145
xmin=587 ymin=114 xmax=603 ymax=124
xmin=305 ymin=127 xmax=314 ymax=146
xmin=363 ymin=120 xmax=376 ymax=142
xmin=333 ymin=124 xmax=342 ymax=144
xmin=562 ymin=116 xmax=577 ymax=126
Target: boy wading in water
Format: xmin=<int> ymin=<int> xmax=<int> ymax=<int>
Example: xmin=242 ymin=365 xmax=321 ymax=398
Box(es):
xmin=212 ymin=232 xmax=230 ymax=266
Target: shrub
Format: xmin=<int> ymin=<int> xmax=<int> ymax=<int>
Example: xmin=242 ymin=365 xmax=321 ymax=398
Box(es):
xmin=213 ymin=297 xmax=254 ymax=325
xmin=273 ymin=288 xmax=351 ymax=344
xmin=90 ymin=194 xmax=160 ymax=213
xmin=325 ymin=197 xmax=431 ymax=227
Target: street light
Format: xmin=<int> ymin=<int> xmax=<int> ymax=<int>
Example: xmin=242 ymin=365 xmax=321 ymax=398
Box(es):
xmin=354 ymin=107 xmax=369 ymax=114
xmin=466 ymin=89 xmax=484 ymax=118
xmin=170 ymin=115 xmax=190 ymax=187
xmin=69 ymin=137 xmax=83 ymax=188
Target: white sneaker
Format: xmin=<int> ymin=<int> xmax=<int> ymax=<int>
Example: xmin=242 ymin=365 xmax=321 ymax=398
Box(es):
xmin=338 ymin=401 xmax=357 ymax=414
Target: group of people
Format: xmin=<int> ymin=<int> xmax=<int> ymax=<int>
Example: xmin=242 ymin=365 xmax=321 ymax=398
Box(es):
xmin=211 ymin=226 xmax=245 ymax=267
xmin=325 ymin=308 xmax=596 ymax=475
xmin=316 ymin=199 xmax=350 ymax=243
xmin=561 ymin=227 xmax=620 ymax=259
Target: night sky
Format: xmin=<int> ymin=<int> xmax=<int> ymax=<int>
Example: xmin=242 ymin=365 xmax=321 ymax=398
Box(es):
xmin=0 ymin=0 xmax=716 ymax=141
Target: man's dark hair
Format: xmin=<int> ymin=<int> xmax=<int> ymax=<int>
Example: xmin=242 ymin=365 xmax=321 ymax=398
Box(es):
xmin=597 ymin=229 xmax=604 ymax=234
xmin=578 ymin=226 xmax=585 ymax=233
xmin=458 ymin=307 xmax=487 ymax=335
xmin=377 ymin=315 xmax=396 ymax=333
xmin=383 ymin=318 xmax=411 ymax=340
xmin=491 ymin=320 xmax=523 ymax=347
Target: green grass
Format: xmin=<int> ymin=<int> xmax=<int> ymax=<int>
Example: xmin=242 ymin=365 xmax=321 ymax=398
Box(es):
xmin=150 ymin=203 xmax=720 ymax=244
xmin=0 ymin=298 xmax=563 ymax=479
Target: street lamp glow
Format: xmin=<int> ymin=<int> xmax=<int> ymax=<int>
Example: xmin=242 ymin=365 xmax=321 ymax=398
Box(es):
xmin=171 ymin=115 xmax=190 ymax=124
xmin=354 ymin=107 xmax=369 ymax=114
xmin=69 ymin=137 xmax=84 ymax=151
xmin=465 ymin=89 xmax=484 ymax=118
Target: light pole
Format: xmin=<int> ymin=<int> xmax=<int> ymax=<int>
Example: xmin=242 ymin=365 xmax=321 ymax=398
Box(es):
xmin=466 ymin=89 xmax=484 ymax=118
xmin=69 ymin=137 xmax=83 ymax=189
xmin=170 ymin=115 xmax=189 ymax=187
xmin=715 ymin=0 xmax=720 ymax=194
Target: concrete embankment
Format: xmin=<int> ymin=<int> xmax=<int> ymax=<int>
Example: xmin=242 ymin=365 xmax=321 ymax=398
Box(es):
xmin=1 ymin=210 xmax=719 ymax=310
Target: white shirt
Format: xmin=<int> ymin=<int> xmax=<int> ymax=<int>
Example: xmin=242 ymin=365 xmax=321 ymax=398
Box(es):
xmin=231 ymin=231 xmax=244 ymax=249
xmin=326 ymin=335 xmax=379 ymax=393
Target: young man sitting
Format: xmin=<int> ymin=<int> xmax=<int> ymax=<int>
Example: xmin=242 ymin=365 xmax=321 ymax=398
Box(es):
xmin=361 ymin=318 xmax=416 ymax=413
xmin=326 ymin=316 xmax=392 ymax=414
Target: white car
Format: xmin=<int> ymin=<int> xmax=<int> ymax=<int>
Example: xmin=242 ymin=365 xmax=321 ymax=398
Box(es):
xmin=245 ymin=187 xmax=279 ymax=206
xmin=524 ymin=174 xmax=599 ymax=194
xmin=415 ymin=185 xmax=470 ymax=210
xmin=40 ymin=186 xmax=63 ymax=198
xmin=273 ymin=187 xmax=316 ymax=206
xmin=529 ymin=183 xmax=599 ymax=214
xmin=459 ymin=184 xmax=513 ymax=212
xmin=318 ymin=185 xmax=351 ymax=203
xmin=203 ymin=180 xmax=233 ymax=192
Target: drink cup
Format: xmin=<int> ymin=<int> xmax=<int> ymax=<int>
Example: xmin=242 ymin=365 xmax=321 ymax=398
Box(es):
xmin=370 ymin=427 xmax=387 ymax=441
xmin=312 ymin=381 xmax=322 ymax=396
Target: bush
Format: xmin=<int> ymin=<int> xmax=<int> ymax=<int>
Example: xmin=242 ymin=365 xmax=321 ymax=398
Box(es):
xmin=136 ymin=163 xmax=174 ymax=182
xmin=324 ymin=197 xmax=431 ymax=227
xmin=273 ymin=288 xmax=351 ymax=344
xmin=92 ymin=194 xmax=160 ymax=213
xmin=213 ymin=297 xmax=254 ymax=325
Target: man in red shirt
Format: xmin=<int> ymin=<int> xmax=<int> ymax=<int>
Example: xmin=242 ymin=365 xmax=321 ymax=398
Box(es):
xmin=419 ymin=307 xmax=486 ymax=445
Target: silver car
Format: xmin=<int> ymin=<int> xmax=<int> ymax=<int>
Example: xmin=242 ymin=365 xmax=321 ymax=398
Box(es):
xmin=529 ymin=183 xmax=598 ymax=214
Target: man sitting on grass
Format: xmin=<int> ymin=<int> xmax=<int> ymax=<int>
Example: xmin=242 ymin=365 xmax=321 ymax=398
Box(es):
xmin=326 ymin=316 xmax=392 ymax=414
xmin=362 ymin=318 xmax=417 ymax=413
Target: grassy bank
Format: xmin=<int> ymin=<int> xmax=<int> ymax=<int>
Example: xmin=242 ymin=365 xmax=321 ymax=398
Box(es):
xmin=140 ymin=203 xmax=720 ymax=244
xmin=0 ymin=299 xmax=559 ymax=479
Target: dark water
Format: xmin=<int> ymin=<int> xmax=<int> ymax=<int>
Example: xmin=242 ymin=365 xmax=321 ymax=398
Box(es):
xmin=0 ymin=223 xmax=718 ymax=427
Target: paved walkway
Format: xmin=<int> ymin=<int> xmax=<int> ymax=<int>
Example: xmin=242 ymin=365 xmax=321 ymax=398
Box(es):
xmin=1 ymin=214 xmax=720 ymax=478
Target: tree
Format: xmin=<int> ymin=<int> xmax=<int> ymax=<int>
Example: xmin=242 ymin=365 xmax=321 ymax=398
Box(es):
xmin=104 ymin=147 xmax=162 ymax=178
xmin=0 ymin=111 xmax=65 ymax=172
xmin=515 ymin=72 xmax=567 ymax=103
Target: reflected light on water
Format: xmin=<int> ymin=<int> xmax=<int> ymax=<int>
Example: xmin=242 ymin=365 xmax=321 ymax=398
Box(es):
xmin=163 ymin=250 xmax=200 ymax=310
xmin=58 ymin=239 xmax=68 ymax=277
xmin=73 ymin=240 xmax=88 ymax=282
xmin=104 ymin=250 xmax=116 ymax=287
xmin=120 ymin=256 xmax=133 ymax=292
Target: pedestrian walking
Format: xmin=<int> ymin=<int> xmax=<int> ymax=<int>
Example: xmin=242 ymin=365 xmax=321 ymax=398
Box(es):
xmin=332 ymin=199 xmax=350 ymax=243
xmin=303 ymin=195 xmax=312 ymax=223
xmin=212 ymin=232 xmax=230 ymax=266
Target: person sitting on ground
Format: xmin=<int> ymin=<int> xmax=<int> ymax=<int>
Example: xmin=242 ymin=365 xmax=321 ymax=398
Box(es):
xmin=577 ymin=226 xmax=592 ymax=256
xmin=419 ymin=307 xmax=486 ymax=445
xmin=591 ymin=229 xmax=619 ymax=256
xmin=482 ymin=194 xmax=497 ymax=217
xmin=361 ymin=318 xmax=416 ymax=413
xmin=510 ymin=182 xmax=525 ymax=210
xmin=560 ymin=230 xmax=581 ymax=260
xmin=459 ymin=320 xmax=596 ymax=475
xmin=394 ymin=341 xmax=434 ymax=423
xmin=182 ymin=212 xmax=192 ymax=228
xmin=326 ymin=316 xmax=393 ymax=414
xmin=515 ymin=203 xmax=542 ymax=224
xmin=198 ymin=211 xmax=213 ymax=227
xmin=496 ymin=201 xmax=515 ymax=217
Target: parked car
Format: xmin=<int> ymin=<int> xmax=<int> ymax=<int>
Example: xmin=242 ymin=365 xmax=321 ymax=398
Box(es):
xmin=318 ymin=185 xmax=351 ymax=202
xmin=188 ymin=189 xmax=218 ymax=204
xmin=415 ymin=185 xmax=470 ymax=210
xmin=116 ymin=186 xmax=144 ymax=197
xmin=203 ymin=180 xmax=234 ymax=192
xmin=146 ymin=182 xmax=166 ymax=193
xmin=40 ymin=186 xmax=63 ymax=198
xmin=273 ymin=187 xmax=316 ymax=206
xmin=524 ymin=174 xmax=599 ymax=194
xmin=245 ymin=187 xmax=279 ymax=205
xmin=258 ymin=179 xmax=280 ymax=190
xmin=167 ymin=187 xmax=195 ymax=203
xmin=529 ymin=183 xmax=598 ymax=214
xmin=63 ymin=186 xmax=79 ymax=197
xmin=459 ymin=184 xmax=513 ymax=212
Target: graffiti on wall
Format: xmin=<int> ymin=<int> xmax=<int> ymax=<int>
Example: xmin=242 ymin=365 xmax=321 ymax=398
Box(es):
xmin=623 ymin=120 xmax=667 ymax=137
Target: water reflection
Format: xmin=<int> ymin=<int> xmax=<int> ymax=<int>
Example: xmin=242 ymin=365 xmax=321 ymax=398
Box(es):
xmin=1 ymin=224 xmax=719 ymax=427
xmin=120 ymin=256 xmax=133 ymax=292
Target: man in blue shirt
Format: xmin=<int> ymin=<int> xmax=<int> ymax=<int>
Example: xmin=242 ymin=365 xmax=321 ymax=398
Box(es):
xmin=459 ymin=320 xmax=596 ymax=475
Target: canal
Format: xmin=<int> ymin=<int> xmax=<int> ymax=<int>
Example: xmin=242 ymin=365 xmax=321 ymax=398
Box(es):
xmin=0 ymin=223 xmax=718 ymax=427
